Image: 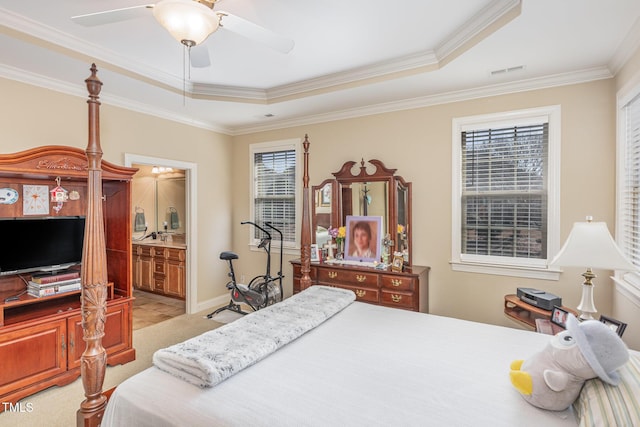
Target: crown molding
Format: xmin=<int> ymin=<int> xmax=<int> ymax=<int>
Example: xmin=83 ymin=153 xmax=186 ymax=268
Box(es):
xmin=0 ymin=1 xmax=521 ymax=104
xmin=436 ymin=0 xmax=521 ymax=61
xmin=0 ymin=6 xmax=183 ymax=91
xmin=609 ymin=18 xmax=640 ymax=75
xmin=232 ymin=67 xmax=612 ymax=135
xmin=0 ymin=63 xmax=231 ymax=135
xmin=0 ymin=60 xmax=614 ymax=137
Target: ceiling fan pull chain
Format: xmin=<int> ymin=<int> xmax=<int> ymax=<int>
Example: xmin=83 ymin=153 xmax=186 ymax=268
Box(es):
xmin=182 ymin=43 xmax=188 ymax=106
xmin=181 ymin=39 xmax=196 ymax=107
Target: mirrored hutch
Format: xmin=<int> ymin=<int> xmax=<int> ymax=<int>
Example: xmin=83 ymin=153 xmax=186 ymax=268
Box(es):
xmin=292 ymin=158 xmax=429 ymax=312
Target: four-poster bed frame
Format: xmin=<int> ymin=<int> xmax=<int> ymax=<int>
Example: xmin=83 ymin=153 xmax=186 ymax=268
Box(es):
xmin=77 ymin=64 xmax=110 ymax=426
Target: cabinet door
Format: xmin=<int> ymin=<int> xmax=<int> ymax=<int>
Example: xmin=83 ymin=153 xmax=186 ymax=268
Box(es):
xmin=165 ymin=248 xmax=186 ymax=298
xmin=139 ymin=254 xmax=153 ymax=292
xmin=0 ymin=319 xmax=67 ymax=395
xmin=68 ymin=301 xmax=132 ymax=369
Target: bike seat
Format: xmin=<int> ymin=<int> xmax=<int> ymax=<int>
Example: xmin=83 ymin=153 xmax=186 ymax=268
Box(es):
xmin=219 ymin=251 xmax=239 ymax=261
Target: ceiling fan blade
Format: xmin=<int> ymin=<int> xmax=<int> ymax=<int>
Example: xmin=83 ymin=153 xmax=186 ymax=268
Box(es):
xmin=190 ymin=44 xmax=211 ymax=68
xmin=71 ymin=4 xmax=155 ymax=27
xmin=217 ymin=11 xmax=294 ymax=54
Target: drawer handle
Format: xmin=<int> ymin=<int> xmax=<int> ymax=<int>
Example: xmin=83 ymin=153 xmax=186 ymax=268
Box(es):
xmin=328 ymin=271 xmax=338 ymax=279
xmin=391 ymin=294 xmax=402 ymax=303
xmin=391 ymin=279 xmax=402 ymax=287
xmin=355 ymin=289 xmax=366 ymax=297
xmin=356 ymin=275 xmax=366 ymax=282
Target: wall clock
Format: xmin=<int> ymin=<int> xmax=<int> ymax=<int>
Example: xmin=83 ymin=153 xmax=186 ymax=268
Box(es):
xmin=23 ymin=185 xmax=49 ymax=215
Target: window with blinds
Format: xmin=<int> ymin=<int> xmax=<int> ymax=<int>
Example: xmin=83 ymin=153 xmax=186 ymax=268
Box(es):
xmin=461 ymin=124 xmax=549 ymax=259
xmin=620 ymin=92 xmax=640 ymax=284
xmin=452 ymin=107 xmax=560 ymax=278
xmin=252 ymin=146 xmax=297 ymax=245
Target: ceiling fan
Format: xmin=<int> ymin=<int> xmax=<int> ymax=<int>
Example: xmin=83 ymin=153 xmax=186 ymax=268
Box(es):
xmin=71 ymin=0 xmax=294 ymax=68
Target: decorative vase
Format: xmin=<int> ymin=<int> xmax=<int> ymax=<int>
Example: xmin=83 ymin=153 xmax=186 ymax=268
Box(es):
xmin=336 ymin=240 xmax=344 ymax=260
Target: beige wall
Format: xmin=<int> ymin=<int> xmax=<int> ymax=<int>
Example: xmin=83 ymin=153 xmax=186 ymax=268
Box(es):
xmin=0 ymin=77 xmax=234 ymax=307
xmin=2 ymin=57 xmax=639 ymax=351
xmin=231 ymin=78 xmax=640 ymax=350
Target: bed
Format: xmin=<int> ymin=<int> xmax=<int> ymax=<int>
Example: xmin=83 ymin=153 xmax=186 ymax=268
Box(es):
xmin=104 ymin=291 xmax=580 ymax=426
xmin=98 ymin=137 xmax=639 ymax=426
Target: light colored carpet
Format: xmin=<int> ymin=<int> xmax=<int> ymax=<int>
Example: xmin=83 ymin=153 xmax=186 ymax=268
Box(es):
xmin=1 ymin=308 xmax=223 ymax=427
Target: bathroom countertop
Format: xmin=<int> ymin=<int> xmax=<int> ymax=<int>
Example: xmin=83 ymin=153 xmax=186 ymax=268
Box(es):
xmin=132 ymin=240 xmax=187 ymax=249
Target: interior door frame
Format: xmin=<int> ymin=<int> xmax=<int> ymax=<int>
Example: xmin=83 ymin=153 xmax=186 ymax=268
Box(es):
xmin=124 ymin=153 xmax=198 ymax=314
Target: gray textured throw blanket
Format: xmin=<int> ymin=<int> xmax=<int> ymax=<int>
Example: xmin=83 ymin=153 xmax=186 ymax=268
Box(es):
xmin=152 ymin=285 xmax=356 ymax=387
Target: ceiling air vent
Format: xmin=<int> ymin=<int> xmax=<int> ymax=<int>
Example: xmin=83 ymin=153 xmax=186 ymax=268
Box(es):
xmin=490 ymin=65 xmax=525 ymax=76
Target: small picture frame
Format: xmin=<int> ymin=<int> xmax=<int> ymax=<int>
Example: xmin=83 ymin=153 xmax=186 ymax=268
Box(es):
xmin=599 ymin=315 xmax=627 ymax=337
xmin=310 ymin=244 xmax=320 ymax=263
xmin=550 ymin=306 xmax=569 ymax=329
xmin=391 ymin=254 xmax=404 ymax=272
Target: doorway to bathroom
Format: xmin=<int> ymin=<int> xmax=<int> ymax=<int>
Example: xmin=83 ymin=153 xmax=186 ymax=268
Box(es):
xmin=125 ymin=154 xmax=198 ymax=321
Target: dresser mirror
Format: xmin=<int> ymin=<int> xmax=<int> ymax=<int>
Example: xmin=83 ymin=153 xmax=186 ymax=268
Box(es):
xmin=312 ymin=179 xmax=338 ymax=248
xmin=311 ymin=159 xmax=412 ymax=265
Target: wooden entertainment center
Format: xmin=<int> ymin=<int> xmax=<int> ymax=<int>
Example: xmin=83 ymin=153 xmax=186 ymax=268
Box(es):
xmin=0 ymin=144 xmax=137 ymax=410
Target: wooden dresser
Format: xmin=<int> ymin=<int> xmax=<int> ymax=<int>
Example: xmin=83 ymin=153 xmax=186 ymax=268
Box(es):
xmin=291 ymin=260 xmax=429 ymax=312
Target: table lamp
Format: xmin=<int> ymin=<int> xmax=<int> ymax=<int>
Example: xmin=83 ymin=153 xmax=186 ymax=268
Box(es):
xmin=550 ymin=216 xmax=636 ymax=320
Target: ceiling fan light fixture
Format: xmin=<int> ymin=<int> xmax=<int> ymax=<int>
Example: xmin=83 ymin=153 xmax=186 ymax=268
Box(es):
xmin=153 ymin=0 xmax=220 ymax=46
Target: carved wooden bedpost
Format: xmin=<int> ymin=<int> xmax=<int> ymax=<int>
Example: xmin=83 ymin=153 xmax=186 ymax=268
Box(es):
xmin=300 ymin=135 xmax=312 ymax=290
xmin=77 ymin=64 xmax=108 ymax=427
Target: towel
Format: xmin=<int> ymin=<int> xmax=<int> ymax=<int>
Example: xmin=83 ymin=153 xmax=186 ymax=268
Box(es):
xmin=169 ymin=207 xmax=179 ymax=229
xmin=134 ymin=210 xmax=146 ymax=232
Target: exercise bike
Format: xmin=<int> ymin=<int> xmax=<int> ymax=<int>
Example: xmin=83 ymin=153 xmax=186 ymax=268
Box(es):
xmin=207 ymin=221 xmax=284 ymax=318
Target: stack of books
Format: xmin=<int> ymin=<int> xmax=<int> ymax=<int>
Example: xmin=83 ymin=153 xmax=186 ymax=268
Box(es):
xmin=27 ymin=271 xmax=81 ymax=298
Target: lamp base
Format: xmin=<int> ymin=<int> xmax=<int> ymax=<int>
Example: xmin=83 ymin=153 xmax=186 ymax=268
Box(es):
xmin=577 ymin=269 xmax=597 ymax=321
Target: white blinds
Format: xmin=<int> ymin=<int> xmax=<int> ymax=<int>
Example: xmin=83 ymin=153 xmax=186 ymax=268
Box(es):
xmin=461 ymin=123 xmax=548 ymax=258
xmin=254 ymin=149 xmax=296 ymax=243
xmin=621 ymin=93 xmax=640 ymax=268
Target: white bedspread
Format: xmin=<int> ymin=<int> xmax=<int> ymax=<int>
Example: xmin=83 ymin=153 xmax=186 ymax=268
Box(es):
xmin=103 ymin=302 xmax=579 ymax=427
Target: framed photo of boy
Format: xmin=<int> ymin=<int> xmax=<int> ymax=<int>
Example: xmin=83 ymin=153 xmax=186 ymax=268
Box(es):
xmin=550 ymin=306 xmax=569 ymax=329
xmin=344 ymin=215 xmax=382 ymax=263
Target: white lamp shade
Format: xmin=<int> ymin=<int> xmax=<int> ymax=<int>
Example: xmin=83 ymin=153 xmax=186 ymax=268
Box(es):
xmin=550 ymin=220 xmax=636 ymax=271
xmin=153 ymin=0 xmax=220 ymax=46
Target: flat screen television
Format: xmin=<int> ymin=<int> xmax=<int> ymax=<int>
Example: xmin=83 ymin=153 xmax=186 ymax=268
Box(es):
xmin=0 ymin=216 xmax=85 ymax=276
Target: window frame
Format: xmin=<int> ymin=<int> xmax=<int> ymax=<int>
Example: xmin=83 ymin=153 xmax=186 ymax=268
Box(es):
xmin=615 ymin=83 xmax=640 ymax=306
xmin=249 ymin=138 xmax=302 ymax=252
xmin=451 ymin=106 xmax=561 ymax=280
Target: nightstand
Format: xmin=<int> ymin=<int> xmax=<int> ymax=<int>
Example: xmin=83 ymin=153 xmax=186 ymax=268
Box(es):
xmin=504 ymin=294 xmax=576 ymax=332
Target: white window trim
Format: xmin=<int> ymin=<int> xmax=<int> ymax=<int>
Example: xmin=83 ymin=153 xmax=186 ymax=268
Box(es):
xmin=615 ymin=81 xmax=640 ymax=308
xmin=450 ymin=105 xmax=562 ymax=280
xmin=249 ymin=138 xmax=302 ymax=255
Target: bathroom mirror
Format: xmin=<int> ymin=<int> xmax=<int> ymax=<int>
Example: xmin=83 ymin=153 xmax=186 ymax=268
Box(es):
xmin=156 ymin=177 xmax=185 ymax=234
xmin=132 ymin=165 xmax=186 ymax=236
